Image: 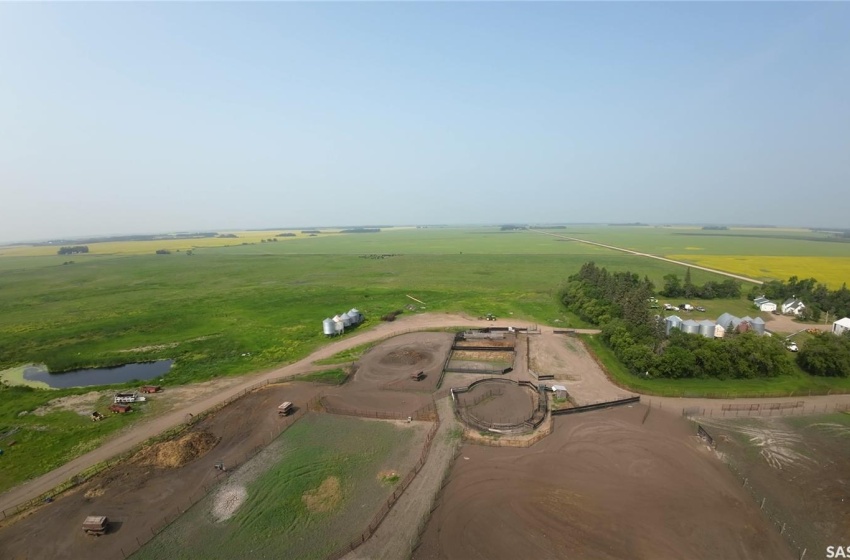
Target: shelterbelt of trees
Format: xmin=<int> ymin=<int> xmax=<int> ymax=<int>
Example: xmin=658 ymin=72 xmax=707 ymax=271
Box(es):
xmin=560 ymin=262 xmax=794 ymax=380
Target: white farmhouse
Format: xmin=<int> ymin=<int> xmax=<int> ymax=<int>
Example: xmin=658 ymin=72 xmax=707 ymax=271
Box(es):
xmin=781 ymin=298 xmax=806 ymax=316
xmin=833 ymin=317 xmax=850 ymax=336
xmin=753 ymin=296 xmax=777 ymax=313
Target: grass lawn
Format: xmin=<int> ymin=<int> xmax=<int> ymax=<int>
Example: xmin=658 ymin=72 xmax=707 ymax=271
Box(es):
xmin=294 ymin=369 xmax=350 ymax=385
xmin=134 ymin=413 xmax=423 ymax=560
xmin=581 ymin=334 xmax=850 ymax=398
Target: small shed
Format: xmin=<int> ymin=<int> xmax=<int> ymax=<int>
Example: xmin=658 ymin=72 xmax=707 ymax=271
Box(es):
xmin=833 ymin=317 xmax=850 ymax=336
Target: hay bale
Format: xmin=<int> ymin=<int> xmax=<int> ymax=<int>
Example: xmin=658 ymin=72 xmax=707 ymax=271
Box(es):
xmin=137 ymin=430 xmax=219 ymax=469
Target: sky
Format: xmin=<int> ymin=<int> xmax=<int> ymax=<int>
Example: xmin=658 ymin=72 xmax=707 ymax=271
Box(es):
xmin=1 ymin=2 xmax=849 ymax=243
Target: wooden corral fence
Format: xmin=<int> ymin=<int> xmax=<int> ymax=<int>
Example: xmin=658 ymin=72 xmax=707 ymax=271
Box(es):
xmin=309 ymin=398 xmax=437 ymax=422
xmin=452 ymin=378 xmax=549 ymax=434
xmin=325 ymin=415 xmax=442 ymax=560
xmin=116 ymin=405 xmax=308 ymax=559
xmin=1 ymin=376 xmax=301 ymax=521
xmin=550 ymin=396 xmax=640 ymax=416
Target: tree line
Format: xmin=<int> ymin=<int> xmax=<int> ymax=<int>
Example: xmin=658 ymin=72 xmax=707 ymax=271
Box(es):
xmin=57 ymin=245 xmax=89 ymax=255
xmin=560 ymin=262 xmax=794 ymax=379
xmin=660 ymin=268 xmax=741 ymax=299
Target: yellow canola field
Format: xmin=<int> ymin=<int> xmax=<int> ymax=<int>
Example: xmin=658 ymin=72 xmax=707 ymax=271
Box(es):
xmin=0 ymin=230 xmax=315 ymax=257
xmin=667 ymin=255 xmax=850 ymax=288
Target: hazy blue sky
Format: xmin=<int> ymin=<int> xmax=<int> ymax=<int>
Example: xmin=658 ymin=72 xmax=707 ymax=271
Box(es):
xmin=2 ymin=2 xmax=849 ymax=242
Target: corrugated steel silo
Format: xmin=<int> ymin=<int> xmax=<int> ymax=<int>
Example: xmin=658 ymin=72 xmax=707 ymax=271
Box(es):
xmin=334 ymin=320 xmax=344 ymax=334
xmin=348 ymin=309 xmax=361 ymax=324
xmin=682 ymin=319 xmax=700 ymax=334
xmin=699 ymin=320 xmax=715 ymax=338
xmin=340 ymin=312 xmax=352 ymax=327
xmin=322 ymin=318 xmax=335 ymax=336
xmin=751 ymin=317 xmax=766 ymax=335
xmin=665 ymin=315 xmax=682 ymax=336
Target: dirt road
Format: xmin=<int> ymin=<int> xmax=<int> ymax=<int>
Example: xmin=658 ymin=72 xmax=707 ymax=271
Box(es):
xmin=530 ymin=229 xmax=764 ymax=284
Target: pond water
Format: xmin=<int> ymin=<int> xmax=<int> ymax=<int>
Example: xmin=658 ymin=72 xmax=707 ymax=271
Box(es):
xmin=23 ymin=360 xmax=173 ymax=388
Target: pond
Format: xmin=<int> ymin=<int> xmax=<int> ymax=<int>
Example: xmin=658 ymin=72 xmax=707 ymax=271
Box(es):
xmin=22 ymin=360 xmax=173 ymax=389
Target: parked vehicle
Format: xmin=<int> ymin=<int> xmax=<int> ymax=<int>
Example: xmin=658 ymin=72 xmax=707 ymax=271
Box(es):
xmin=90 ymin=411 xmax=104 ymax=422
xmin=678 ymin=304 xmax=694 ymax=311
xmin=82 ymin=516 xmax=108 ymax=536
xmin=277 ymin=402 xmax=293 ymax=416
xmin=695 ymin=306 xmax=706 ymax=312
xmin=140 ymin=385 xmax=162 ymax=394
xmin=786 ymin=342 xmax=799 ymax=352
xmin=114 ymin=392 xmax=146 ymax=404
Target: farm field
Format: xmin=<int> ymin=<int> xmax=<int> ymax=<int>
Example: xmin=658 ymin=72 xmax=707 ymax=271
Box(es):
xmin=536 ymin=226 xmax=850 ymax=287
xmin=134 ymin=413 xmax=427 ymax=560
xmin=697 ymin=413 xmax=850 ymax=556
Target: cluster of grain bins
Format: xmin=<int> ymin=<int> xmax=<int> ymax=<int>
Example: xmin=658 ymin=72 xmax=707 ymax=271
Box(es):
xmin=665 ymin=314 xmax=766 ymax=339
xmin=322 ymin=308 xmax=363 ymax=336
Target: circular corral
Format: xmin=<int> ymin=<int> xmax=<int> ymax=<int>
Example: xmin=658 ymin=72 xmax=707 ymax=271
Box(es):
xmin=453 ymin=378 xmax=538 ymax=431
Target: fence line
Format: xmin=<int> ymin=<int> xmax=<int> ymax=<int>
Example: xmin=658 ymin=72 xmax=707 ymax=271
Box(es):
xmin=681 ymin=401 xmax=850 ymax=419
xmin=114 ymin=406 xmax=308 ymax=559
xmin=325 ymin=412 xmax=442 ymax=560
xmin=1 ymin=377 xmax=294 ymax=521
xmin=311 ymin=398 xmax=437 ymax=422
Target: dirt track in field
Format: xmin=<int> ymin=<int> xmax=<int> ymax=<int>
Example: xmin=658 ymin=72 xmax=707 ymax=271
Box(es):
xmin=414 ymin=405 xmax=795 ymax=560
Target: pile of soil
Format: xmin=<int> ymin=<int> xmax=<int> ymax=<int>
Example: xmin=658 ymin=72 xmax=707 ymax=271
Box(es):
xmin=212 ymin=486 xmax=247 ymax=522
xmin=136 ymin=430 xmax=219 ymax=469
xmin=380 ymin=348 xmax=431 ymax=366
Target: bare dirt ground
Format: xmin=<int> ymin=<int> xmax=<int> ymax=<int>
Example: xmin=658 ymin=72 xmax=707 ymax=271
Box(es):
xmin=698 ymin=415 xmax=850 ymax=556
xmin=530 ymin=332 xmax=635 ymax=405
xmin=763 ymin=313 xmax=831 ymax=335
xmin=457 ymin=380 xmax=536 ymax=426
xmin=414 ymin=404 xmax=795 ymax=560
xmin=320 ymin=332 xmax=453 ymax=415
xmin=0 ymin=382 xmax=323 ymax=560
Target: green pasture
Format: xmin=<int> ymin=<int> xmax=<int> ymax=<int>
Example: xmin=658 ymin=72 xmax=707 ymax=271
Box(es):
xmin=582 ymin=334 xmax=850 ymax=397
xmin=134 ymin=413 xmax=422 ymax=560
xmin=535 ymin=225 xmax=850 ymax=258
xmin=0 ymin=385 xmax=143 ymax=494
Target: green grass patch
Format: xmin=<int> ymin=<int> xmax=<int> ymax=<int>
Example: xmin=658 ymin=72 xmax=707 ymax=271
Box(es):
xmin=295 ymin=368 xmax=349 ymax=385
xmin=581 ymin=334 xmax=850 ymax=398
xmin=135 ymin=414 xmax=421 ymax=560
xmin=313 ymin=341 xmax=377 ymax=365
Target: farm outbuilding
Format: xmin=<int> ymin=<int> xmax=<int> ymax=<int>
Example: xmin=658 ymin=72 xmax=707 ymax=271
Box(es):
xmin=714 ymin=324 xmax=726 ymax=338
xmin=322 ymin=318 xmax=336 ymax=336
xmin=833 ymin=317 xmax=850 ymax=336
xmin=751 ymin=317 xmax=766 ymax=335
xmin=753 ymin=296 xmax=777 ymax=313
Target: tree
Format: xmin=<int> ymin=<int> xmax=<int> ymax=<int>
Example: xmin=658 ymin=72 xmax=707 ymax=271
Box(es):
xmin=798 ymin=333 xmax=850 ymax=377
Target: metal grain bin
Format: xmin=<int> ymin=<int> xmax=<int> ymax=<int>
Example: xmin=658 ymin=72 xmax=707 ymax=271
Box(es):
xmin=751 ymin=317 xmax=766 ymax=335
xmin=681 ymin=319 xmax=700 ymax=334
xmin=699 ymin=320 xmax=715 ymax=338
xmin=665 ymin=315 xmax=682 ymax=336
xmin=334 ymin=320 xmax=344 ymax=334
xmin=322 ymin=318 xmax=335 ymax=336
xmin=340 ymin=312 xmax=352 ymax=327
xmin=348 ymin=308 xmax=361 ymax=324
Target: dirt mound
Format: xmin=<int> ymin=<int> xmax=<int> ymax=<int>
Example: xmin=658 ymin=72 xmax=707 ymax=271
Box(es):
xmin=302 ymin=476 xmax=341 ymax=513
xmin=380 ymin=348 xmax=432 ymax=366
xmin=136 ymin=430 xmax=219 ymax=469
